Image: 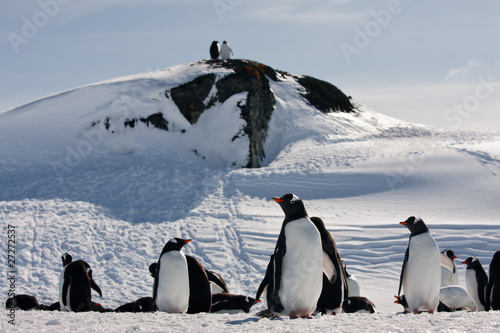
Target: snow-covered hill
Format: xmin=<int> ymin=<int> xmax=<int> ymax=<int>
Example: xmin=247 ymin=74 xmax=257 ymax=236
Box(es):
xmin=1 ymin=59 xmax=500 ymax=332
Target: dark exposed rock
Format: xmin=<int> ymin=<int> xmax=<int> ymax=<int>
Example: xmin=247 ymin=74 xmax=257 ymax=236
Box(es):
xmin=297 ymin=75 xmax=354 ymax=113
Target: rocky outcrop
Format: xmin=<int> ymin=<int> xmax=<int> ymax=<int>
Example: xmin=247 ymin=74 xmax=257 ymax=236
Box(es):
xmin=91 ymin=59 xmax=354 ymax=168
xmin=168 ymin=59 xmax=277 ymax=168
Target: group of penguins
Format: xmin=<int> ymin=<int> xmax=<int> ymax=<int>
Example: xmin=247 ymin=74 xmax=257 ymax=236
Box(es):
xmin=396 ymin=216 xmax=500 ymax=314
xmin=5 ymin=193 xmax=500 ymax=318
xmin=209 ymin=40 xmax=233 ymax=60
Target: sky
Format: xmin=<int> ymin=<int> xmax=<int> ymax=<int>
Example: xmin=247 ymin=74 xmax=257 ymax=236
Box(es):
xmin=1 ymin=0 xmax=500 ymax=132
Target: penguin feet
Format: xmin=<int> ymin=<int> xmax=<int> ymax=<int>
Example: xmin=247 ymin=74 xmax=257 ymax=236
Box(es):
xmin=256 ymin=309 xmax=279 ymax=319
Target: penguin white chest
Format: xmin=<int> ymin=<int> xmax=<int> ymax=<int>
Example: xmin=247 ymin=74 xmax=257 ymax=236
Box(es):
xmin=155 ymin=251 xmax=190 ymax=313
xmin=280 ymin=217 xmax=323 ymax=316
xmin=403 ymin=233 xmax=440 ymax=312
xmin=59 ymin=267 xmax=69 ymax=311
xmin=465 ymin=269 xmax=484 ymax=311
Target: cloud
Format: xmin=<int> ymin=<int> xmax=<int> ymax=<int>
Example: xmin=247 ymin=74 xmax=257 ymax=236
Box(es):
xmin=445 ymin=59 xmax=487 ymax=79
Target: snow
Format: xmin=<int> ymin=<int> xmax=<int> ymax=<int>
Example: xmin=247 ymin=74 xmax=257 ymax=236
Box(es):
xmin=1 ymin=60 xmax=500 ymax=331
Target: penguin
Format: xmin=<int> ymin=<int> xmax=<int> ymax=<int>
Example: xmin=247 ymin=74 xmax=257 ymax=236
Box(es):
xmin=211 ymin=293 xmax=261 ymax=313
xmin=462 ymin=256 xmax=489 ymax=311
xmin=5 ymin=294 xmax=51 ymax=311
xmin=398 ymin=216 xmax=441 ymax=314
xmin=310 ymin=216 xmax=348 ymax=315
xmin=59 ymin=260 xmax=102 ymax=312
xmin=258 ymin=193 xmax=323 ymax=319
xmin=440 ymin=249 xmax=458 ymax=286
xmin=206 ymin=270 xmax=229 ymax=294
xmin=149 ymin=262 xmax=157 ymax=278
xmin=439 ymin=285 xmax=477 ymax=311
xmin=210 ymin=41 xmax=220 ymax=60
xmin=341 ymin=296 xmax=376 ymax=313
xmin=345 ymin=264 xmax=361 ymax=297
xmin=58 ymin=252 xmax=73 ymax=311
xmin=134 ymin=297 xmax=155 ymax=313
xmin=220 ymin=41 xmax=233 ymax=60
xmin=184 ymin=254 xmax=212 ymax=314
xmin=487 ymin=250 xmax=500 ymax=310
xmin=153 ymin=238 xmax=191 ymax=313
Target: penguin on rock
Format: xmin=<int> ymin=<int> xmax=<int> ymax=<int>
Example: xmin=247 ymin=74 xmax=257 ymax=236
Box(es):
xmin=209 ymin=41 xmax=220 ymax=59
xmin=59 ymin=259 xmax=102 ymax=312
xmin=440 ymin=249 xmax=458 ymax=286
xmin=310 ymin=216 xmax=348 ymax=315
xmin=462 ymin=256 xmax=489 ymax=311
xmin=398 ymin=216 xmax=441 ymax=314
xmin=257 ymin=193 xmax=323 ymax=319
xmin=487 ymin=250 xmax=500 ymax=310
xmin=153 ymin=238 xmax=191 ymax=313
xmin=220 ymin=40 xmax=233 ymax=59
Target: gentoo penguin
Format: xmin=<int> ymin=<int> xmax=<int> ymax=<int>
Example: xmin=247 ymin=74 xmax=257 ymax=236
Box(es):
xmin=439 ymin=285 xmax=477 ymax=311
xmin=341 ymin=296 xmax=376 ymax=313
xmin=398 ymin=216 xmax=441 ymax=314
xmin=210 ymin=41 xmax=220 ymax=59
xmin=211 ymin=293 xmax=260 ymax=313
xmin=58 ymin=252 xmax=73 ymax=311
xmin=184 ymin=254 xmax=212 ymax=314
xmin=5 ymin=294 xmax=50 ymax=311
xmin=310 ymin=216 xmax=348 ymax=315
xmin=462 ymin=256 xmax=489 ymax=311
xmin=345 ymin=264 xmax=361 ymax=297
xmin=115 ymin=297 xmax=155 ymax=313
xmin=153 ymin=238 xmax=191 ymax=313
xmin=259 ymin=193 xmax=323 ymax=318
xmin=59 ymin=260 xmax=102 ymax=312
xmin=206 ymin=270 xmax=229 ymax=294
xmin=487 ymin=250 xmax=500 ymax=310
xmin=440 ymin=249 xmax=458 ymax=286
xmin=255 ymin=254 xmax=276 ymax=310
xmin=220 ymin=40 xmax=233 ymax=60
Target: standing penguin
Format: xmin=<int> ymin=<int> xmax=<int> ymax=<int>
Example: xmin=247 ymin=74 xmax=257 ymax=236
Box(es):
xmin=462 ymin=256 xmax=489 ymax=311
xmin=310 ymin=216 xmax=348 ymax=315
xmin=440 ymin=249 xmax=458 ymax=286
xmin=153 ymin=238 xmax=191 ymax=313
xmin=398 ymin=216 xmax=441 ymax=314
xmin=220 ymin=40 xmax=233 ymax=59
xmin=58 ymin=252 xmax=73 ymax=311
xmin=260 ymin=193 xmax=323 ymax=318
xmin=184 ymin=255 xmax=212 ymax=314
xmin=59 ymin=260 xmax=102 ymax=312
xmin=487 ymin=250 xmax=500 ymax=310
xmin=210 ymin=41 xmax=220 ymax=59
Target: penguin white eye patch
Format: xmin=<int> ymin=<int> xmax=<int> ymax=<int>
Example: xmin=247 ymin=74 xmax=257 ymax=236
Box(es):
xmin=290 ymin=194 xmax=300 ymax=204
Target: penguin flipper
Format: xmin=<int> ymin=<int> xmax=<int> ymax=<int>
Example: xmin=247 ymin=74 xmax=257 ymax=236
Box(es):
xmin=271 ymin=231 xmax=286 ymax=306
xmin=90 ymin=279 xmax=103 ymax=298
xmin=206 ymin=270 xmax=229 ymax=293
xmin=398 ymin=246 xmax=409 ymax=297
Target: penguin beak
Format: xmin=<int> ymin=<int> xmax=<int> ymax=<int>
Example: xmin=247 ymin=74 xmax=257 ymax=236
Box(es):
xmin=183 ymin=239 xmax=192 ymax=244
xmin=399 ymin=221 xmax=408 ymax=225
xmin=273 ymin=197 xmax=284 ymax=203
xmin=461 ymin=261 xmax=467 ymax=264
xmin=452 ymin=256 xmax=457 ymax=259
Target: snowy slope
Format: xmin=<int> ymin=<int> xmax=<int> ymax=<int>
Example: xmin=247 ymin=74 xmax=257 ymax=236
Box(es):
xmin=1 ymin=60 xmax=500 ymax=331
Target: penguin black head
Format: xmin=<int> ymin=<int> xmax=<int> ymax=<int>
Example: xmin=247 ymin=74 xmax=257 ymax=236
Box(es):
xmin=273 ymin=193 xmax=308 ymax=222
xmin=160 ymin=238 xmax=192 ymax=255
xmin=442 ymin=249 xmax=457 ymax=261
xmin=342 ymin=296 xmax=376 ymax=313
xmin=61 ymin=253 xmax=73 ymax=266
xmin=149 ymin=263 xmax=157 ymax=278
xmin=462 ymin=256 xmax=482 ymax=269
xmin=400 ymin=216 xmax=429 ymax=236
